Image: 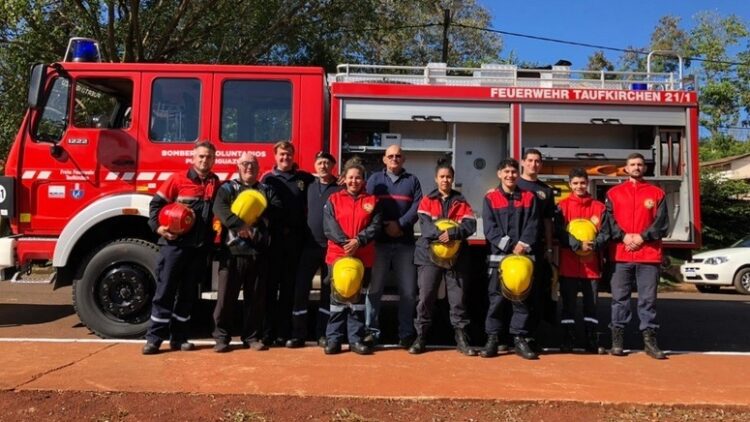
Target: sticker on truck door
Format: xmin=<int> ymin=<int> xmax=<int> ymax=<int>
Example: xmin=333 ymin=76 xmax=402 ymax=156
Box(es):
xmin=48 ymin=185 xmax=66 ymax=199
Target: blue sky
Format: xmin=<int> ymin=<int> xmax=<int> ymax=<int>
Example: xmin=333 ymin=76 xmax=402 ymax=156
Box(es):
xmin=482 ymin=0 xmax=749 ymax=68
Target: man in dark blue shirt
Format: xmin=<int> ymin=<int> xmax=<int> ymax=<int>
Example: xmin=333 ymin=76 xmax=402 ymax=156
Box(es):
xmin=261 ymin=141 xmax=315 ymax=346
xmin=365 ymin=144 xmax=422 ymax=347
xmin=287 ymin=152 xmax=341 ymax=348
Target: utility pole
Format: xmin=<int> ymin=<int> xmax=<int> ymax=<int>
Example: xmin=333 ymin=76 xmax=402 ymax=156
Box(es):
xmin=442 ymin=8 xmax=450 ymax=64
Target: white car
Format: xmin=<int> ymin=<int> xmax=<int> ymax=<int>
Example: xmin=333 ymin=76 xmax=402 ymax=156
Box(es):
xmin=681 ymin=236 xmax=750 ymax=294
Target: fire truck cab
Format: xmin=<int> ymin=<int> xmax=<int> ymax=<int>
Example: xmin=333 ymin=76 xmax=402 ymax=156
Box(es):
xmin=0 ymin=40 xmax=327 ymax=338
xmin=0 ymin=40 xmax=700 ymax=339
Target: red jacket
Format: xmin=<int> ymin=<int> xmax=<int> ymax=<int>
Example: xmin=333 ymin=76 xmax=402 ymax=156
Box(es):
xmin=606 ymin=179 xmax=669 ymax=264
xmin=556 ymin=194 xmax=608 ymax=279
xmin=148 ymin=168 xmax=219 ymax=248
xmin=323 ymin=190 xmax=382 ymax=266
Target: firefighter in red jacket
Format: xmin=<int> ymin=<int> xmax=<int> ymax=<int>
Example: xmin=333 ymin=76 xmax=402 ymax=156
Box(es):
xmin=409 ymin=161 xmax=477 ymax=356
xmin=322 ymin=162 xmax=382 ymax=355
xmin=554 ymin=168 xmax=609 ymax=354
xmin=143 ymin=141 xmax=219 ymax=355
xmin=606 ymin=153 xmax=670 ymax=359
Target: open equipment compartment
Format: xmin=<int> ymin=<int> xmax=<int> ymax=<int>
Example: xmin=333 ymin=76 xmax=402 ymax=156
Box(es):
xmin=338 ymin=98 xmax=511 ymax=238
xmin=521 ymin=103 xmax=693 ymax=242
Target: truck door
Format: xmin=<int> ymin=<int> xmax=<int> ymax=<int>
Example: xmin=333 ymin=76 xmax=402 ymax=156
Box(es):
xmin=136 ymin=73 xmax=213 ymax=186
xmin=23 ymin=72 xmax=139 ymax=233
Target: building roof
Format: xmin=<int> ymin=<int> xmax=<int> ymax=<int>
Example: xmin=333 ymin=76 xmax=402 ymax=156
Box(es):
xmin=701 ymin=153 xmax=750 ymax=169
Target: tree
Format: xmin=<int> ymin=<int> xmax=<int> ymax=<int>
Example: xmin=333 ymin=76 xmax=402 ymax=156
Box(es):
xmin=699 ymin=169 xmax=750 ymax=249
xmin=584 ymin=50 xmax=615 ymax=80
xmin=0 ymin=0 xmax=502 ymax=157
xmin=345 ymin=0 xmax=501 ymax=67
xmin=622 ymin=12 xmax=749 ymax=148
xmin=618 ymin=15 xmax=691 ymax=73
xmin=688 ymin=12 xmax=748 ymax=141
xmin=698 ymin=134 xmax=750 ymax=162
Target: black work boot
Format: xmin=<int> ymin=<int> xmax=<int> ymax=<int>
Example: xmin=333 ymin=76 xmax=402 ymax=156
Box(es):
xmin=513 ymin=336 xmax=539 ymax=360
xmin=350 ymin=342 xmax=374 ymax=355
xmin=454 ymin=328 xmax=477 ymax=356
xmin=324 ymin=341 xmax=341 ymax=355
xmin=525 ymin=337 xmax=542 ymax=354
xmin=643 ymin=328 xmax=667 ymax=360
xmin=479 ymin=334 xmax=499 ymax=358
xmin=610 ymin=327 xmax=626 ymax=356
xmin=408 ymin=336 xmax=427 ymax=355
xmin=585 ymin=325 xmax=606 ymax=355
xmin=560 ymin=325 xmax=575 ymax=353
xmin=142 ymin=342 xmax=160 ymax=355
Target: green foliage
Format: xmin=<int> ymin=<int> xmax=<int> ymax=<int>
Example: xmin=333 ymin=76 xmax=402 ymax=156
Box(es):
xmin=699 ymin=169 xmax=750 ymax=249
xmin=584 ymin=50 xmax=615 ymax=80
xmin=615 ymin=12 xmax=749 ymax=142
xmin=699 ymin=135 xmax=750 ymax=162
xmin=688 ymin=12 xmax=749 ymax=140
xmin=0 ymin=0 xmax=502 ymax=160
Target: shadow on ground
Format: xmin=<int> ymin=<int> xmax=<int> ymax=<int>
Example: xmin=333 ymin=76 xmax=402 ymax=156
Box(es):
xmin=0 ymin=304 xmax=75 ymax=327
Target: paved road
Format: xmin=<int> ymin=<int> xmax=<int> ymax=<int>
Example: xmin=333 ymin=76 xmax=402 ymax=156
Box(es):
xmin=1 ymin=282 xmax=748 ymax=352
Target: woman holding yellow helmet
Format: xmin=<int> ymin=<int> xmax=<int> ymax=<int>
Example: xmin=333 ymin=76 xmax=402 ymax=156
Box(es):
xmin=409 ymin=160 xmax=477 ymax=356
xmin=322 ymin=161 xmax=382 ymax=355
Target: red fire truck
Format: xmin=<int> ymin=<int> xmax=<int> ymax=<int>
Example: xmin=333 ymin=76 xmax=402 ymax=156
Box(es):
xmin=0 ymin=39 xmax=700 ymax=338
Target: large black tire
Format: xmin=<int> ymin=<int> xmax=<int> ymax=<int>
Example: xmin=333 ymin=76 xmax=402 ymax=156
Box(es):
xmin=73 ymin=238 xmax=159 ymax=338
xmin=733 ymin=267 xmax=750 ymax=295
xmin=695 ymin=284 xmax=721 ymax=294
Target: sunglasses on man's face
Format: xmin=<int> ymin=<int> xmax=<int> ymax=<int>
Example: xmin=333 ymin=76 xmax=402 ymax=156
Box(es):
xmin=386 ymin=154 xmax=402 ymax=160
xmin=239 ymin=161 xmax=258 ymax=168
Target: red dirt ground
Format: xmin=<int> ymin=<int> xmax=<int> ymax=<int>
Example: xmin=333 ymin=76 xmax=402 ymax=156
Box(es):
xmin=2 ymin=341 xmax=750 ymax=421
xmin=2 ymin=391 xmax=750 ymax=421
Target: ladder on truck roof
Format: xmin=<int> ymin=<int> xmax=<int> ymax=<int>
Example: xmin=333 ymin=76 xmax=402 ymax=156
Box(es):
xmin=334 ymin=51 xmax=692 ymax=91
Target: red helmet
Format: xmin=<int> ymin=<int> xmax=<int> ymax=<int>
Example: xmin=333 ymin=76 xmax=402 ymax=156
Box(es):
xmin=158 ymin=202 xmax=195 ymax=235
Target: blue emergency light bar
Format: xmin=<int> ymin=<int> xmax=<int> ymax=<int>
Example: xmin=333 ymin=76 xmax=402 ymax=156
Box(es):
xmin=63 ymin=38 xmax=101 ymax=63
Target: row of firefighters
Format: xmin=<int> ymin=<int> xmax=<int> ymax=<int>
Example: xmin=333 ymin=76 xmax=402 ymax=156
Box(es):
xmin=141 ymin=139 xmax=670 ymax=360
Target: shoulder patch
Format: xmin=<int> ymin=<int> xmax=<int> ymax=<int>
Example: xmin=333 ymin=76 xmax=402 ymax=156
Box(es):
xmin=644 ymin=198 xmax=655 ymax=209
xmin=536 ymin=190 xmax=546 ymax=200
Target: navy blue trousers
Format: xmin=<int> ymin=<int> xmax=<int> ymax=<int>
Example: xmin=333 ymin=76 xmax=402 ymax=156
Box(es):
xmin=326 ymin=266 xmax=369 ymax=345
xmin=485 ymin=267 xmax=533 ymax=337
xmin=146 ymin=245 xmax=207 ymax=345
xmin=610 ymin=262 xmax=659 ymax=331
xmin=291 ymin=243 xmax=330 ymax=340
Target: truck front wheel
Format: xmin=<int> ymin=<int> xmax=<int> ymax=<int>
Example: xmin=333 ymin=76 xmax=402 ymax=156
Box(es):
xmin=73 ymin=238 xmax=159 ymax=338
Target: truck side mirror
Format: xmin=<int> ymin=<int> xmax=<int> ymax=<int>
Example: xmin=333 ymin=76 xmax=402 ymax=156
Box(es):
xmin=28 ymin=63 xmax=48 ymax=109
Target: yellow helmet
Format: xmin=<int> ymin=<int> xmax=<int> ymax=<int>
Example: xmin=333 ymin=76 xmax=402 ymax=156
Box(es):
xmin=231 ymin=189 xmax=268 ymax=226
xmin=331 ymin=257 xmax=364 ymax=303
xmin=431 ymin=219 xmax=461 ymax=259
xmin=567 ymin=218 xmax=597 ymax=256
xmin=499 ymin=255 xmax=534 ymax=302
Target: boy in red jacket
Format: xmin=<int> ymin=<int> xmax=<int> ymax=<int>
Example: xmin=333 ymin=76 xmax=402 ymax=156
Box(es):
xmin=554 ymin=168 xmax=609 ymax=354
